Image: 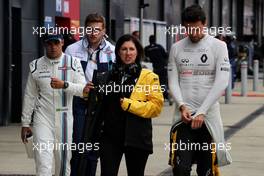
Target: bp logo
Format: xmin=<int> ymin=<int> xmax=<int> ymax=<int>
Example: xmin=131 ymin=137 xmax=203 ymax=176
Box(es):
xmin=200 ymin=54 xmax=208 ymax=63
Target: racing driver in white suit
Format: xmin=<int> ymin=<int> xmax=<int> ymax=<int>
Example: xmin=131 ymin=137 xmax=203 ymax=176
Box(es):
xmin=168 ymin=5 xmax=232 ymax=176
xmin=20 ymin=32 xmax=90 ymax=176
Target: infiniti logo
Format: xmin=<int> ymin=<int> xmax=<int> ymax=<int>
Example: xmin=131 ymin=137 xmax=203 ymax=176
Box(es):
xmin=181 ymin=59 xmax=189 ymax=63
xmin=223 ymin=57 xmax=229 ymax=62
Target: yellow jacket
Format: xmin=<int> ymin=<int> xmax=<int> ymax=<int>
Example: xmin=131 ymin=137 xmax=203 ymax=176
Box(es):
xmin=121 ymin=68 xmax=164 ymax=118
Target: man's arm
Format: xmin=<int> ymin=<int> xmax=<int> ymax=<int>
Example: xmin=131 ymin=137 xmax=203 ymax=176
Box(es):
xmin=64 ymin=58 xmax=86 ymax=97
xmin=168 ymin=44 xmax=192 ymax=123
xmin=21 ymin=72 xmax=37 ymax=143
xmin=21 ymin=72 xmax=38 ymax=127
xmin=160 ymin=45 xmax=168 ymax=60
xmin=195 ymin=42 xmax=230 ymax=116
xmin=168 ymin=44 xmax=184 ymax=108
xmin=144 ymin=46 xmax=151 ymax=62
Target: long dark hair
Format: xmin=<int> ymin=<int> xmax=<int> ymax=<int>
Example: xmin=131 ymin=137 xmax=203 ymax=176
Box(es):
xmin=115 ymin=34 xmax=143 ymax=66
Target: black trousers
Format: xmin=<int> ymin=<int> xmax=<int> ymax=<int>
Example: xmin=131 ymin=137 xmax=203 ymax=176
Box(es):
xmin=172 ymin=123 xmax=219 ymax=176
xmin=71 ymin=97 xmax=98 ymax=176
xmin=100 ymin=138 xmax=149 ymax=176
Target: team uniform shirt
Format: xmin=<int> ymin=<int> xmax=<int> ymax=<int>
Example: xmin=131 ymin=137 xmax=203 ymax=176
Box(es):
xmin=168 ymin=34 xmax=232 ymax=166
xmin=65 ymin=38 xmax=115 ymax=82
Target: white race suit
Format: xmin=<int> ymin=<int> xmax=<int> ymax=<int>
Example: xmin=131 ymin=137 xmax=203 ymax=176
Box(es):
xmin=21 ymin=53 xmax=86 ymax=176
xmin=168 ymin=34 xmax=232 ymax=166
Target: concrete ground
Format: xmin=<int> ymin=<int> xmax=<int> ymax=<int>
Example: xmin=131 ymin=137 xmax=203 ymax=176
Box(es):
xmin=0 ymin=80 xmax=263 ymax=176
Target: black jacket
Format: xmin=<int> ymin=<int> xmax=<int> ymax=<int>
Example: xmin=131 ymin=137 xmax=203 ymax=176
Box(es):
xmin=144 ymin=43 xmax=168 ymax=71
xmin=101 ymin=64 xmax=163 ymax=153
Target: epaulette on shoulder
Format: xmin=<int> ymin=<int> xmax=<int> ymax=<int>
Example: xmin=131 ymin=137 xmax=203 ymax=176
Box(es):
xmin=141 ymin=68 xmax=153 ymax=75
xmin=69 ymin=55 xmax=77 ymax=71
xmin=142 ymin=69 xmax=159 ymax=81
xmin=29 ymin=59 xmax=39 ymax=73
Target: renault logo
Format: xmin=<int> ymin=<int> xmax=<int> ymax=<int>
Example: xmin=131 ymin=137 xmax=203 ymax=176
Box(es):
xmin=200 ymin=54 xmax=208 ymax=63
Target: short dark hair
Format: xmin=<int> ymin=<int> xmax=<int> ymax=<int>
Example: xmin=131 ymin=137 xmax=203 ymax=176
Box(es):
xmin=84 ymin=13 xmax=105 ymax=28
xmin=181 ymin=4 xmax=206 ymax=24
xmin=149 ymin=35 xmax=156 ymax=44
xmin=132 ymin=30 xmax=139 ymax=36
xmin=115 ymin=34 xmax=143 ymax=65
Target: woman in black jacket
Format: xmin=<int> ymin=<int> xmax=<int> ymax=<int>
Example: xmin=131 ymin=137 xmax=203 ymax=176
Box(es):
xmin=99 ymin=34 xmax=164 ymax=176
